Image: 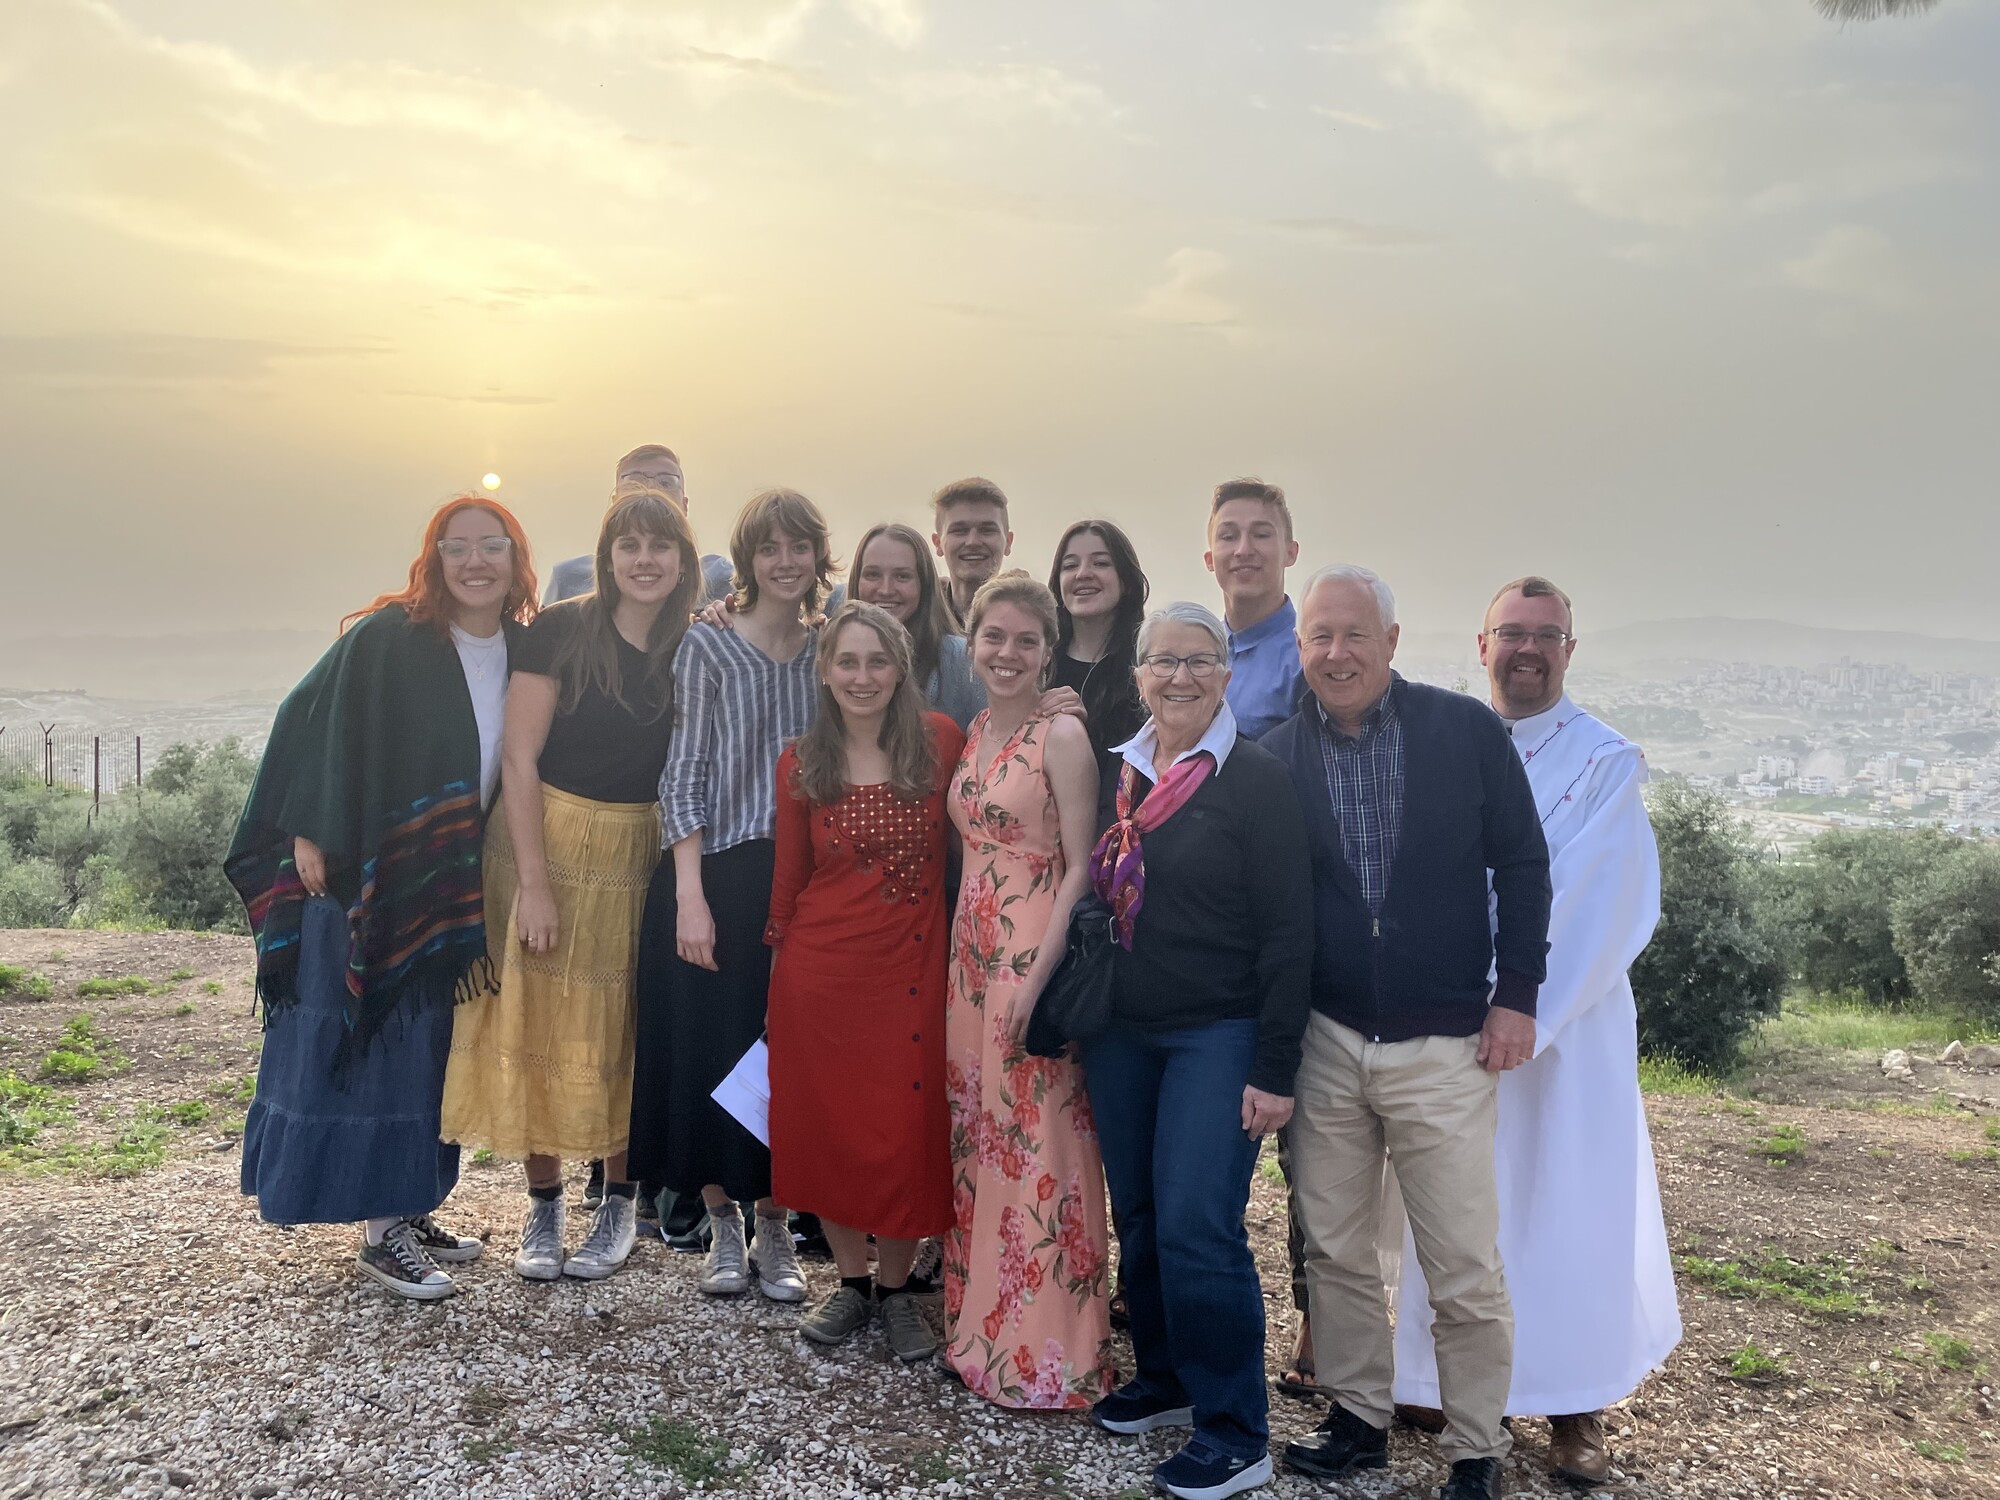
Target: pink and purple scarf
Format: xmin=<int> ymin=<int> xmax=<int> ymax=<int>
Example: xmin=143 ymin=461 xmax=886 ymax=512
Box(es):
xmin=1088 ymin=753 xmax=1216 ymax=949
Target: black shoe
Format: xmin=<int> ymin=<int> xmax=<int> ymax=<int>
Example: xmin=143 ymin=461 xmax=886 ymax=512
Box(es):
xmin=1440 ymin=1457 xmax=1502 ymax=1500
xmin=1281 ymin=1403 xmax=1388 ymax=1479
xmin=636 ymin=1182 xmax=663 ymax=1223
xmin=661 ymin=1192 xmax=709 ymax=1251
xmin=582 ymin=1159 xmax=605 ymax=1210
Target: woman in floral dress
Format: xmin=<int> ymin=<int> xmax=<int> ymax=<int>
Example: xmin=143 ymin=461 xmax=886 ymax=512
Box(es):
xmin=942 ymin=571 xmax=1115 ymax=1409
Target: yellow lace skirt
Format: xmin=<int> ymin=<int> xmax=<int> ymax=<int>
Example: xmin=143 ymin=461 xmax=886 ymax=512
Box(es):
xmin=441 ymin=787 xmax=661 ymax=1161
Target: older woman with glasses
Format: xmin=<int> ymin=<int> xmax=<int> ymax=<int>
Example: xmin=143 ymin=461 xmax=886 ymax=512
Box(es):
xmin=1080 ymin=601 xmax=1315 ymax=1500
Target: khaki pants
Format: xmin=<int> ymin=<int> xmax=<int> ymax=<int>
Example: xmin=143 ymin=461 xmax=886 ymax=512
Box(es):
xmin=1291 ymin=1013 xmax=1513 ymax=1462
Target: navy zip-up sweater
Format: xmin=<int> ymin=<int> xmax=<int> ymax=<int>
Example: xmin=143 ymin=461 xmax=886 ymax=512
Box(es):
xmin=1261 ymin=677 xmax=1551 ymax=1042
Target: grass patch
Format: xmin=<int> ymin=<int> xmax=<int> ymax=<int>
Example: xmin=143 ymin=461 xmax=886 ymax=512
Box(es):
xmin=38 ymin=1014 xmax=127 ymax=1084
xmin=75 ymin=975 xmax=167 ymax=1000
xmin=207 ymin=1073 xmax=256 ymax=1104
xmin=1909 ymin=1439 xmax=1965 ymax=1464
xmin=201 ymin=979 xmax=223 ymax=996
xmin=1920 ymin=1332 xmax=1975 ymax=1371
xmin=167 ymin=967 xmax=197 ymax=983
xmin=619 ymin=1419 xmax=736 ymax=1485
xmin=471 ymin=1147 xmax=495 ymax=1167
xmin=5 ymin=1120 xmax=172 ymax=1180
xmin=1754 ymin=1123 xmax=1807 ymax=1164
xmin=1676 ymin=1246 xmax=1869 ymax=1318
xmin=0 ymin=1071 xmax=75 ymax=1149
xmin=142 ymin=1098 xmax=212 ymax=1128
xmin=173 ymin=1001 xmax=198 ymax=1017
xmin=1638 ymin=1055 xmax=1721 ymax=1095
xmin=0 ymin=967 xmax=54 ymax=1000
xmin=1756 ymin=994 xmax=1982 ymax=1055
xmin=1947 ymin=1146 xmax=1999 ymax=1165
xmin=1724 ymin=1341 xmax=1788 ymax=1381
xmin=463 ymin=1425 xmax=516 ymax=1465
xmin=906 ymin=1451 xmax=962 ymax=1484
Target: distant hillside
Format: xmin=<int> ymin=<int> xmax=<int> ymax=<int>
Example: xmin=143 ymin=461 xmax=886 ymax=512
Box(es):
xmin=1587 ymin=619 xmax=2000 ymax=675
xmin=0 ymin=628 xmax=329 ymax=701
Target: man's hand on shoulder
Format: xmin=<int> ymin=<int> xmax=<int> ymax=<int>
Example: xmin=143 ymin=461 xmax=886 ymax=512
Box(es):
xmin=1477 ymin=1005 xmax=1536 ymax=1073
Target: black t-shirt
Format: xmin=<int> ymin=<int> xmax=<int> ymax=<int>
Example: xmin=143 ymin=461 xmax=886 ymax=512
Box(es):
xmin=1052 ymin=649 xmax=1146 ymax=771
xmin=513 ymin=601 xmax=675 ymax=805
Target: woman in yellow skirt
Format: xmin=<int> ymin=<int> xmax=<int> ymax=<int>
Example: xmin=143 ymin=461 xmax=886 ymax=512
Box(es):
xmin=442 ymin=481 xmax=702 ymax=1281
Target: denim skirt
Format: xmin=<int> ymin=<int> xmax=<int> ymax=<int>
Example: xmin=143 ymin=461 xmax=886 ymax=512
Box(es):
xmin=240 ymin=894 xmax=460 ymax=1225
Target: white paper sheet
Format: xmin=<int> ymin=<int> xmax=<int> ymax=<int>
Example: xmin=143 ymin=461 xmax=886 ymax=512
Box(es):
xmin=710 ymin=1037 xmax=771 ymax=1146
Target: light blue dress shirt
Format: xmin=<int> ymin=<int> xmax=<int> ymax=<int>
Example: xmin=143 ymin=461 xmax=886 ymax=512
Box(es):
xmin=1223 ymin=595 xmax=1306 ymax=741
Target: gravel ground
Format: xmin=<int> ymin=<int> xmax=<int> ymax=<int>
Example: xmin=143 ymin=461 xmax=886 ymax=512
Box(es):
xmin=3 ymin=929 xmax=1997 ymax=1499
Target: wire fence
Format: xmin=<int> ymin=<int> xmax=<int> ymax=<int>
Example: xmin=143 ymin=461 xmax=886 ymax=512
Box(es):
xmin=0 ymin=725 xmax=147 ymax=801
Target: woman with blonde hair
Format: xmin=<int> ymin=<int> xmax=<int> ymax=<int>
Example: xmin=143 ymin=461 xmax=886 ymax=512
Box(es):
xmin=231 ymin=494 xmax=537 ymax=1299
xmin=629 ymin=488 xmax=834 ymax=1304
xmin=941 ymin=571 xmax=1114 ymax=1409
xmin=442 ymin=481 xmax=701 ymax=1281
xmin=765 ymin=601 xmax=965 ymax=1359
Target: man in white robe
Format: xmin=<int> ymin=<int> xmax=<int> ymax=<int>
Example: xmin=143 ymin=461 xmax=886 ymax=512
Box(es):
xmin=1392 ymin=576 xmax=1680 ymax=1485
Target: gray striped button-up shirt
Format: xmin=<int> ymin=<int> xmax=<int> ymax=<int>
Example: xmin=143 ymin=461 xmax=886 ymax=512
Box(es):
xmin=659 ymin=622 xmax=820 ymax=852
xmin=1315 ymin=687 xmax=1405 ymax=917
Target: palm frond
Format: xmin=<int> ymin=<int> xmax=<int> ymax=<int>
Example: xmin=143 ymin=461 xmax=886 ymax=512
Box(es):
xmin=1813 ymin=0 xmax=1942 ymax=21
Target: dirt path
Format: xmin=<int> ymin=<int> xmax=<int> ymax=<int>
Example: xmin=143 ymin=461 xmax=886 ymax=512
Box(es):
xmin=1 ymin=930 xmax=1995 ymax=1499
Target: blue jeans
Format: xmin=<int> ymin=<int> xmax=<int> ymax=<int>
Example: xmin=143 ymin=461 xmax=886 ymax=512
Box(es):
xmin=1081 ymin=1017 xmax=1266 ymax=1458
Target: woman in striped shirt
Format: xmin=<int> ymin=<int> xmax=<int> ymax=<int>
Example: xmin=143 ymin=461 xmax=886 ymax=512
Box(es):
xmin=628 ymin=488 xmax=834 ymax=1306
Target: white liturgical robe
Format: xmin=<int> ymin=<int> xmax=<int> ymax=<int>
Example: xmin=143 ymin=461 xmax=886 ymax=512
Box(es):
xmin=1392 ymin=694 xmax=1681 ymax=1416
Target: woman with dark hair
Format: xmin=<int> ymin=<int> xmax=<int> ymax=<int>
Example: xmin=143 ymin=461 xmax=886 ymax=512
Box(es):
xmin=230 ymin=494 xmax=538 ymax=1300
xmin=629 ymin=488 xmax=834 ymax=1306
xmin=765 ymin=601 xmax=965 ymax=1360
xmin=1047 ymin=520 xmax=1149 ymax=774
xmin=442 ymin=480 xmax=701 ymax=1283
xmin=849 ymin=522 xmax=984 ymax=729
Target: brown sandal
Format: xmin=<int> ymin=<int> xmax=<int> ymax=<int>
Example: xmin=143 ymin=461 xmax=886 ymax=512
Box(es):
xmin=1275 ymin=1357 xmax=1325 ymax=1402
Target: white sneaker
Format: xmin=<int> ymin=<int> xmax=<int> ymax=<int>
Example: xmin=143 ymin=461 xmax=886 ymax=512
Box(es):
xmin=513 ymin=1195 xmax=566 ymax=1281
xmin=564 ymin=1194 xmax=638 ymax=1280
xmin=698 ymin=1205 xmax=749 ymax=1296
xmin=750 ymin=1214 xmax=807 ymax=1303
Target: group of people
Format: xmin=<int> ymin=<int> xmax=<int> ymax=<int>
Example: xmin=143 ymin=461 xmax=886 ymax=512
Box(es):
xmin=225 ymin=445 xmax=1681 ymax=1500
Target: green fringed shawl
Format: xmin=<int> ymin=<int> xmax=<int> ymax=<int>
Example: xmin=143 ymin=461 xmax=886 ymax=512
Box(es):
xmin=225 ymin=604 xmax=507 ymax=1074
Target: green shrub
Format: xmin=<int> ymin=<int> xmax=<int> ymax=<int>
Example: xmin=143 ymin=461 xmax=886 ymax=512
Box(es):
xmin=1776 ymin=829 xmax=1956 ymax=1005
xmin=1892 ymin=844 xmax=2000 ymax=1023
xmin=1632 ymin=780 xmax=1787 ymax=1072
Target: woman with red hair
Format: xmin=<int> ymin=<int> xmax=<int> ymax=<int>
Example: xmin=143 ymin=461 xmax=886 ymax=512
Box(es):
xmin=227 ymin=495 xmax=537 ymax=1301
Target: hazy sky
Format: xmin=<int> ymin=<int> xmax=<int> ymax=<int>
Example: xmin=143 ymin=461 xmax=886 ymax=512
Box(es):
xmin=3 ymin=0 xmax=1996 ymax=646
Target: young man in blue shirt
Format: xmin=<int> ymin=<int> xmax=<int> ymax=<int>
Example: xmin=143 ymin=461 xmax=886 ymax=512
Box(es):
xmin=1206 ymin=479 xmax=1306 ymax=740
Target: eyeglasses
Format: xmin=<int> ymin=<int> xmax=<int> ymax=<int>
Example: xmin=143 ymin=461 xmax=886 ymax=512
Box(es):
xmin=438 ymin=537 xmax=514 ymax=561
xmin=1141 ymin=652 xmax=1224 ymax=679
xmin=1486 ymin=626 xmax=1570 ymax=649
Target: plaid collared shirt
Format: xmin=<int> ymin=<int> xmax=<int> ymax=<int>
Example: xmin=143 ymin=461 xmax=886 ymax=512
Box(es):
xmin=1316 ymin=687 xmax=1405 ymax=917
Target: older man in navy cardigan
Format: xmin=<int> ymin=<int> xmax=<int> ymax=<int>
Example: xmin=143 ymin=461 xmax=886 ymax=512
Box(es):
xmin=1265 ymin=565 xmax=1550 ymax=1500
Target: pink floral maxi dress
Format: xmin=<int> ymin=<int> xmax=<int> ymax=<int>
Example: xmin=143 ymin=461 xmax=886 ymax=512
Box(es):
xmin=942 ymin=711 xmax=1116 ymax=1409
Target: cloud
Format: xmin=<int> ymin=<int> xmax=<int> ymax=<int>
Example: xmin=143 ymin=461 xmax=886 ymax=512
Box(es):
xmin=646 ymin=46 xmax=843 ymax=104
xmin=1377 ymin=0 xmax=1974 ymax=228
xmin=1309 ymin=105 xmax=1389 ymax=132
xmin=890 ymin=63 xmax=1121 ymax=125
xmin=387 ymin=388 xmax=556 ymax=406
xmin=1263 ymin=216 xmax=1437 ymax=251
xmin=844 ymin=0 xmax=925 ymax=47
xmin=1134 ymin=248 xmax=1238 ymax=329
xmin=1780 ymin=225 xmax=1918 ymax=310
xmin=0 ymin=332 xmax=389 ymax=386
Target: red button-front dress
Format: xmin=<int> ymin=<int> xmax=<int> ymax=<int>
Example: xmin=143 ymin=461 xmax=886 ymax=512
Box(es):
xmin=765 ymin=713 xmax=964 ymax=1239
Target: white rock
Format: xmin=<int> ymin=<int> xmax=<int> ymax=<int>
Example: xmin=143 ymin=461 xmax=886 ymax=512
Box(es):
xmin=1941 ymin=1040 xmax=1966 ymax=1063
xmin=1880 ymin=1048 xmax=1913 ymax=1080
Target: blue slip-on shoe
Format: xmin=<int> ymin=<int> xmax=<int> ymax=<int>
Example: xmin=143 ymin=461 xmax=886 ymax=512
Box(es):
xmin=1153 ymin=1437 xmax=1274 ymax=1500
xmin=1090 ymin=1380 xmax=1195 ymax=1436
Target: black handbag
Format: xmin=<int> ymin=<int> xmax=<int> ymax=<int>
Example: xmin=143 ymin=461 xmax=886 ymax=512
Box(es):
xmin=1023 ymin=891 xmax=1118 ymax=1058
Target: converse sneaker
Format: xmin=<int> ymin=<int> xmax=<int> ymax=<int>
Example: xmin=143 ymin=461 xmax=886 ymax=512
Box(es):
xmin=798 ymin=1285 xmax=872 ymax=1346
xmin=405 ymin=1212 xmax=482 ymax=1263
xmin=563 ymin=1193 xmax=638 ymax=1280
xmin=750 ymin=1214 xmax=807 ymax=1302
xmin=513 ymin=1195 xmax=566 ymax=1281
xmin=698 ymin=1204 xmax=749 ymax=1296
xmin=357 ymin=1221 xmax=455 ymax=1301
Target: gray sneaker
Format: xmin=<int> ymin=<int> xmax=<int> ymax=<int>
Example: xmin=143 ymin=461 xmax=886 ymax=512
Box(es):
xmin=564 ymin=1193 xmax=638 ymax=1280
xmin=358 ymin=1221 xmax=455 ymax=1301
xmin=879 ymin=1289 xmax=940 ymax=1364
xmin=405 ymin=1212 xmax=483 ymax=1264
xmin=750 ymin=1214 xmax=807 ymax=1303
xmin=798 ymin=1285 xmax=872 ymax=1346
xmin=513 ymin=1195 xmax=566 ymax=1281
xmin=698 ymin=1205 xmax=749 ymax=1296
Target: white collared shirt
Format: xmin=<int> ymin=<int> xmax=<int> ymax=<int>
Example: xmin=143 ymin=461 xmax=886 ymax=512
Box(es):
xmin=1501 ymin=693 xmax=1576 ymax=763
xmin=1112 ymin=700 xmax=1241 ymax=783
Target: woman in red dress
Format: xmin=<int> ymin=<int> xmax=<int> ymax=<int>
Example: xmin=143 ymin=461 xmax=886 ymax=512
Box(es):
xmin=766 ymin=601 xmax=966 ymax=1362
